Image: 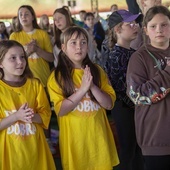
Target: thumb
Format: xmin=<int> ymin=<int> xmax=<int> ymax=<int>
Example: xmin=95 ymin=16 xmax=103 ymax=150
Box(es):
xmin=20 ymin=103 xmax=28 ymax=109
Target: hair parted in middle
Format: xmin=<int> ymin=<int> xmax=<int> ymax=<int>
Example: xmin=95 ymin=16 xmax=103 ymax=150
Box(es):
xmin=54 ymin=26 xmax=101 ymax=102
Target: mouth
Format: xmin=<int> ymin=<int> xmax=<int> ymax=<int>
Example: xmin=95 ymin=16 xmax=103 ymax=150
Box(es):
xmin=132 ymin=32 xmax=138 ymax=36
xmin=156 ymin=35 xmax=164 ymax=38
xmin=57 ymin=24 xmax=61 ymax=27
xmin=75 ymin=52 xmax=82 ymax=55
xmin=16 ymin=67 xmax=24 ymax=70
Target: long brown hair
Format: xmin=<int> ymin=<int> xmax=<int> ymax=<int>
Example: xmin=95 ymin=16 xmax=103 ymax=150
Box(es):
xmin=53 ymin=7 xmax=74 ymax=49
xmin=54 ymin=26 xmax=101 ymax=102
xmin=16 ymin=5 xmax=40 ymax=32
xmin=0 ymin=40 xmax=33 ymax=79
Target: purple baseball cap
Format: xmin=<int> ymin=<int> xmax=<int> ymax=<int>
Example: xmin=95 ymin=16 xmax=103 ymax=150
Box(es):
xmin=108 ymin=10 xmax=142 ymax=29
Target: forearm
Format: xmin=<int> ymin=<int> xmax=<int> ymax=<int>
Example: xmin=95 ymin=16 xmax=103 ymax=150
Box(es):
xmin=0 ymin=114 xmax=17 ymax=131
xmin=59 ymin=89 xmax=86 ymax=116
xmin=90 ymin=84 xmax=113 ymax=110
xmin=36 ymin=47 xmax=54 ymax=62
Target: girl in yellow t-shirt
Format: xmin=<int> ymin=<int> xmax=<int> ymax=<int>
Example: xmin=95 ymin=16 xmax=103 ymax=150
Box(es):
xmin=10 ymin=5 xmax=54 ymax=87
xmin=47 ymin=26 xmax=119 ymax=170
xmin=0 ymin=40 xmax=56 ymax=170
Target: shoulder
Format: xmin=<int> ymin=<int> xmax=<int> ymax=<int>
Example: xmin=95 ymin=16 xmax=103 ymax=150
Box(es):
xmin=109 ymin=46 xmax=125 ymax=58
xmin=35 ymin=29 xmax=49 ymax=36
xmin=47 ymin=71 xmax=56 ymax=84
xmin=9 ymin=31 xmax=22 ymax=39
xmin=27 ymin=78 xmax=43 ymax=87
xmin=130 ymin=45 xmax=148 ymax=60
xmin=95 ymin=64 xmax=107 ymax=76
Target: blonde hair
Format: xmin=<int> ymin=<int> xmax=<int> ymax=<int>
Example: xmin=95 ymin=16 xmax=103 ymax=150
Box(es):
xmin=108 ymin=22 xmax=123 ymax=49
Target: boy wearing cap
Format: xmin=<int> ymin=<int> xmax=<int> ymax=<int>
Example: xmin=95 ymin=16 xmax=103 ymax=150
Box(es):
xmin=131 ymin=0 xmax=162 ymax=50
xmin=104 ymin=10 xmax=144 ymax=170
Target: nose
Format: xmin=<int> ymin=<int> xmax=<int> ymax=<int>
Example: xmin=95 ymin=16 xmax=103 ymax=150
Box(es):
xmin=17 ymin=57 xmax=23 ymax=64
xmin=156 ymin=25 xmax=162 ymax=33
xmin=76 ymin=43 xmax=81 ymax=50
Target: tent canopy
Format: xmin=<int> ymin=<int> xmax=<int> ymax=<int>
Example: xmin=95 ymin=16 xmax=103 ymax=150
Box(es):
xmin=0 ymin=0 xmax=127 ymax=19
xmin=0 ymin=0 xmax=169 ymax=19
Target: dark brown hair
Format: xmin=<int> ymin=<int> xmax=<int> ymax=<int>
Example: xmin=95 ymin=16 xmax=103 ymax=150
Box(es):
xmin=143 ymin=5 xmax=170 ymax=27
xmin=16 ymin=5 xmax=40 ymax=32
xmin=54 ymin=26 xmax=101 ymax=102
xmin=0 ymin=21 xmax=9 ymax=39
xmin=84 ymin=12 xmax=94 ymax=21
xmin=53 ymin=7 xmax=74 ymax=48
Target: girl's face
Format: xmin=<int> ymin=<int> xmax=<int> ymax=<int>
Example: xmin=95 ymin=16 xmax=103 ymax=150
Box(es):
xmin=79 ymin=12 xmax=86 ymax=22
xmin=0 ymin=46 xmax=26 ymax=81
xmin=0 ymin=23 xmax=6 ymax=33
xmin=42 ymin=16 xmax=49 ymax=25
xmin=117 ymin=21 xmax=139 ymax=42
xmin=145 ymin=13 xmax=170 ymax=49
xmin=62 ymin=32 xmax=88 ymax=68
xmin=18 ymin=7 xmax=34 ymax=27
xmin=84 ymin=16 xmax=94 ymax=28
xmin=53 ymin=12 xmax=67 ymax=32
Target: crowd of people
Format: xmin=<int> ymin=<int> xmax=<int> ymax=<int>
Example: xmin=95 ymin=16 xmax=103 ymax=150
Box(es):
xmin=0 ymin=0 xmax=170 ymax=170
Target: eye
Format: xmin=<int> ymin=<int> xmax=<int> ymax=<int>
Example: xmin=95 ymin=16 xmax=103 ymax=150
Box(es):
xmin=9 ymin=56 xmax=16 ymax=61
xmin=70 ymin=41 xmax=76 ymax=45
xmin=20 ymin=56 xmax=25 ymax=60
xmin=81 ymin=41 xmax=87 ymax=45
xmin=162 ymin=23 xmax=168 ymax=27
xmin=150 ymin=25 xmax=156 ymax=29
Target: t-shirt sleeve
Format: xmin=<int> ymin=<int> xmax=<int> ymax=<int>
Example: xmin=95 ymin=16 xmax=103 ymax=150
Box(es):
xmin=99 ymin=66 xmax=116 ymax=108
xmin=42 ymin=31 xmax=53 ymax=53
xmin=47 ymin=72 xmax=63 ymax=116
xmin=35 ymin=80 xmax=52 ymax=129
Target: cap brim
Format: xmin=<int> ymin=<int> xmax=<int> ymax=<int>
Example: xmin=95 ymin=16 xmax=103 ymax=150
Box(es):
xmin=124 ymin=14 xmax=143 ymax=23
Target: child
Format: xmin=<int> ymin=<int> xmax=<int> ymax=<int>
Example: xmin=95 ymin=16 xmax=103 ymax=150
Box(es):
xmin=0 ymin=21 xmax=9 ymax=41
xmin=126 ymin=5 xmax=170 ymax=170
xmin=104 ymin=10 xmax=144 ymax=170
xmin=83 ymin=12 xmax=104 ymax=65
xmin=52 ymin=7 xmax=74 ymax=67
xmin=39 ymin=14 xmax=53 ymax=39
xmin=47 ymin=26 xmax=119 ymax=170
xmin=0 ymin=40 xmax=56 ymax=170
xmin=10 ymin=5 xmax=54 ymax=87
xmin=84 ymin=12 xmax=105 ymax=52
xmin=131 ymin=0 xmax=162 ymax=50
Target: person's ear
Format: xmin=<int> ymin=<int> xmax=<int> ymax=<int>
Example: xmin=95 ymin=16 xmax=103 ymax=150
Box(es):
xmin=114 ymin=26 xmax=121 ymax=34
xmin=143 ymin=26 xmax=148 ymax=36
xmin=61 ymin=44 xmax=66 ymax=53
xmin=0 ymin=64 xmax=3 ymax=68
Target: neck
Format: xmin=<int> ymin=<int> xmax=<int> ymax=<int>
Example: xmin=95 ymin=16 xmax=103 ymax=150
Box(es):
xmin=151 ymin=41 xmax=170 ymax=50
xmin=2 ymin=77 xmax=26 ymax=87
xmin=116 ymin=39 xmax=131 ymax=49
xmin=22 ymin=26 xmax=34 ymax=33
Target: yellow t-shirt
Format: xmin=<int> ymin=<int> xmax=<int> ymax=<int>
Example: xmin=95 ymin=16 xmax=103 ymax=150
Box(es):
xmin=0 ymin=78 xmax=56 ymax=170
xmin=10 ymin=29 xmax=52 ymax=87
xmin=47 ymin=66 xmax=119 ymax=170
